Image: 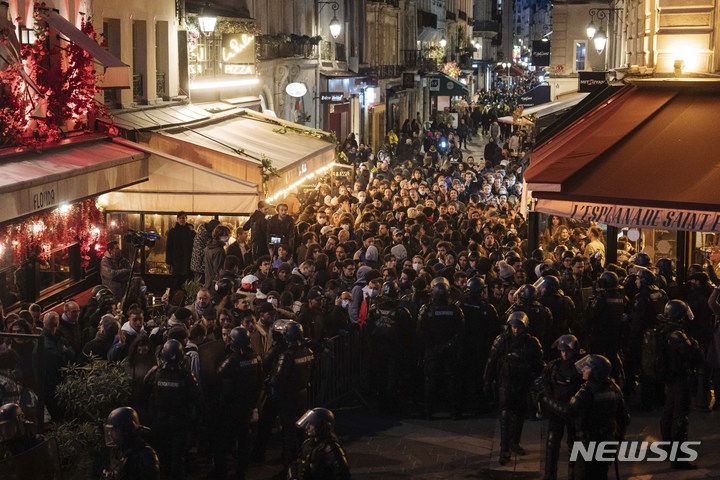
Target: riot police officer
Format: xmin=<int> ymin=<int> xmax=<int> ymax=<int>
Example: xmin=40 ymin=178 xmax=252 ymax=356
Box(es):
xmin=658 ymin=300 xmax=704 ymax=470
xmin=0 ymin=403 xmax=43 ymax=460
xmin=545 ymin=355 xmax=629 ymax=480
xmin=102 ymin=406 xmax=159 ymax=480
xmin=289 ymin=408 xmax=350 ymax=480
xmin=268 ymin=321 xmax=315 ymax=469
xmin=586 ymin=271 xmax=626 ymax=386
xmin=143 ymin=339 xmax=201 ymax=480
xmin=484 ymin=312 xmax=544 ymax=465
xmin=536 ymin=275 xmax=576 ymax=346
xmin=417 ymin=277 xmax=465 ymax=419
xmin=541 ymin=335 xmax=583 ymax=480
xmin=630 ymin=266 xmax=667 ymax=408
xmin=460 ymin=276 xmax=501 ymax=414
xmin=211 ymin=327 xmax=263 ymax=480
xmin=507 ymin=284 xmax=554 ymax=355
xmin=366 ymin=281 xmax=414 ymax=412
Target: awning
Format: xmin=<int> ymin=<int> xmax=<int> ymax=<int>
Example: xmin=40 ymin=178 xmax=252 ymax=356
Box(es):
xmin=517 ymin=84 xmax=551 ymax=108
xmin=428 ymin=73 xmax=469 ymax=97
xmin=102 ymin=138 xmax=258 ymax=213
xmin=526 ymin=80 xmax=720 ymax=232
xmin=418 ymin=27 xmax=442 ymax=43
xmin=492 ymin=64 xmax=525 ymax=76
xmin=157 ymin=109 xmax=336 ymax=196
xmin=38 ymin=10 xmax=130 ymax=88
xmin=521 ymin=92 xmax=588 ymax=118
xmin=0 ymin=135 xmax=148 ymax=224
xmin=105 ymin=105 xmax=212 ymax=131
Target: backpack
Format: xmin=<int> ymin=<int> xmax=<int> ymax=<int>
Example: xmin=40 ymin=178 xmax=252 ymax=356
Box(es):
xmin=641 ymin=326 xmax=668 ymax=381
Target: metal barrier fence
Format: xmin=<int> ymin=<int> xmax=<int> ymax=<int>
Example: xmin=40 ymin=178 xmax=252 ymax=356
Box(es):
xmin=308 ymin=329 xmax=367 ymax=409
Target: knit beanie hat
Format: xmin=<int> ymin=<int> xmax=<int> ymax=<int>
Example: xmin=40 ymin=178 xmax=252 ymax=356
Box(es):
xmin=497 ymin=260 xmax=516 ymax=282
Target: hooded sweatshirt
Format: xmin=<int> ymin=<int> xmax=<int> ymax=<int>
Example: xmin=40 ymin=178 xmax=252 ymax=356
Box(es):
xmin=349 ymin=266 xmax=372 ymax=323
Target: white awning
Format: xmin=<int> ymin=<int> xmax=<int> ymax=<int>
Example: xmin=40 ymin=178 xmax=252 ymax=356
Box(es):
xmin=158 ymin=109 xmax=336 ymax=196
xmin=418 ymin=27 xmax=442 ymax=43
xmin=0 ymin=136 xmax=148 ymax=223
xmin=521 ymin=92 xmax=588 ymax=118
xmin=102 ymin=139 xmax=259 ymax=214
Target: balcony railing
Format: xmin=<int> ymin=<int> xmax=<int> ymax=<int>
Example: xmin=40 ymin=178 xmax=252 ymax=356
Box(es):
xmin=156 ymin=72 xmax=166 ymax=98
xmin=402 ymin=49 xmax=439 ymax=71
xmin=258 ymin=43 xmax=317 ymax=61
xmin=360 ymin=64 xmax=405 ymax=79
xmin=132 ymin=74 xmax=143 ymax=102
xmin=474 ymin=20 xmax=500 ymax=34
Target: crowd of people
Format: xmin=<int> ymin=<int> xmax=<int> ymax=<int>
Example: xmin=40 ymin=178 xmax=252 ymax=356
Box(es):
xmin=1 ymin=109 xmax=720 ymax=480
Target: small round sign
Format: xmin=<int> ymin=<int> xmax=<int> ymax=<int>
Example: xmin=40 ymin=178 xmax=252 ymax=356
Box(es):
xmin=286 ymin=82 xmax=308 ymax=98
xmin=627 ymin=228 xmax=641 ymax=242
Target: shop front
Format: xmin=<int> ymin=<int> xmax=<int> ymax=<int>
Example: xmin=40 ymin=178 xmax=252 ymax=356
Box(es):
xmin=525 ymin=79 xmax=720 ymax=278
xmin=428 ymin=72 xmax=470 ymax=117
xmin=0 ymin=135 xmax=149 ymax=307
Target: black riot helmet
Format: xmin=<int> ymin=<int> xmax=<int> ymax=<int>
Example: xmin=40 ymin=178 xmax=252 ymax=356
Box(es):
xmin=575 ymin=354 xmax=612 ymax=381
xmin=466 ymin=276 xmax=486 ymax=295
xmin=515 ymin=284 xmax=537 ymax=305
xmin=381 ymin=281 xmax=400 ymax=299
xmin=633 ymin=252 xmax=652 ymax=268
xmin=506 ymin=311 xmax=529 ymax=331
xmin=635 ymin=266 xmax=656 ymax=287
xmin=552 ymin=334 xmax=581 ymax=355
xmin=159 ymin=339 xmax=185 ymax=369
xmin=283 ymin=321 xmax=305 ymax=347
xmin=271 ymin=319 xmax=291 ymax=343
xmin=296 ymin=408 xmax=335 ymax=438
xmin=94 ymin=287 xmax=113 ymax=303
xmin=430 ymin=276 xmax=450 ymax=301
xmin=228 ymin=326 xmax=251 ymax=352
xmin=597 ymin=271 xmax=620 ymax=290
xmin=661 ymin=299 xmax=694 ymax=326
xmin=104 ymin=406 xmax=143 ymax=448
xmin=0 ymin=403 xmax=25 ymax=443
xmin=536 ymin=275 xmax=561 ymax=295
xmin=655 ymin=258 xmax=674 ymax=278
xmin=215 ymin=277 xmax=235 ymax=297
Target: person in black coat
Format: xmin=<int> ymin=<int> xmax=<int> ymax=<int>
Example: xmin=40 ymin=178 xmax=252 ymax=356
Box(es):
xmin=166 ymin=212 xmax=195 ymax=284
xmin=243 ymin=201 xmax=270 ymax=259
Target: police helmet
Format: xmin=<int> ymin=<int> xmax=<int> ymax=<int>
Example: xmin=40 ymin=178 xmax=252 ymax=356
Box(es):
xmin=537 ymin=275 xmax=561 ymax=294
xmin=466 ymin=276 xmax=486 ymax=295
xmin=633 ymin=252 xmax=652 ymax=268
xmin=104 ymin=406 xmax=142 ymax=448
xmin=552 ymin=334 xmax=581 ymax=355
xmin=381 ymin=281 xmax=400 ymax=299
xmin=296 ymin=407 xmax=335 ymax=438
xmin=655 ymin=258 xmax=674 ymax=277
xmin=661 ymin=299 xmax=694 ymax=326
xmin=215 ymin=277 xmax=235 ymax=297
xmin=635 ymin=266 xmax=656 ymax=287
xmin=430 ymin=276 xmax=450 ymax=301
xmin=160 ymin=339 xmax=185 ymax=368
xmin=94 ymin=287 xmax=113 ymax=303
xmin=271 ymin=319 xmax=292 ymax=342
xmin=575 ymin=354 xmax=612 ymax=381
xmin=283 ymin=321 xmax=305 ymax=347
xmin=597 ymin=271 xmax=620 ymax=290
xmin=515 ymin=284 xmax=537 ymax=305
xmin=506 ymin=311 xmax=529 ymax=331
xmin=0 ymin=403 xmax=25 ymax=443
xmin=228 ymin=326 xmax=251 ymax=352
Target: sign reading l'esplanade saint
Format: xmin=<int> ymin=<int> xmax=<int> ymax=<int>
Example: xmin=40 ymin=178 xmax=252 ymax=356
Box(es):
xmin=221 ymin=33 xmax=256 ymax=75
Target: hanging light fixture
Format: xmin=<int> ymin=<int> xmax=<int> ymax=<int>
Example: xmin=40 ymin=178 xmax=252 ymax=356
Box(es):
xmin=593 ymin=28 xmax=607 ymax=54
xmin=329 ymin=14 xmax=342 ymax=38
xmin=440 ymin=37 xmax=447 ymax=48
xmin=586 ymin=20 xmax=597 ymax=40
xmin=198 ymin=4 xmax=217 ymax=37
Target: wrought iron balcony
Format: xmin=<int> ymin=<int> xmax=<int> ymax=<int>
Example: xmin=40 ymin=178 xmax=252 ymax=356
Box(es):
xmin=474 ymin=20 xmax=500 ymax=34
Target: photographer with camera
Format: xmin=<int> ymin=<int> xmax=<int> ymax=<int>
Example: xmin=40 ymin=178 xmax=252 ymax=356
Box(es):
xmin=101 ymin=240 xmax=132 ymax=302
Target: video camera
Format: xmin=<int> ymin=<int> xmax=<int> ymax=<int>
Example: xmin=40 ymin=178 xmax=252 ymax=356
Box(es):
xmin=124 ymin=230 xmax=161 ymax=248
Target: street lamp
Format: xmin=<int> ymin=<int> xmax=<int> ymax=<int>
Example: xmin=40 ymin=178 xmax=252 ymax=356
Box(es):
xmin=318 ymin=1 xmax=342 ymax=39
xmin=198 ymin=3 xmax=217 ymax=37
xmin=440 ymin=37 xmax=447 ymax=48
xmin=592 ymin=28 xmax=607 ymax=54
xmin=585 ymin=8 xmax=620 ymax=54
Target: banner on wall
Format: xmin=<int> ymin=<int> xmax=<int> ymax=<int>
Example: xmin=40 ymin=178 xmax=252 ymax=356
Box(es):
xmin=536 ymin=199 xmax=720 ymax=233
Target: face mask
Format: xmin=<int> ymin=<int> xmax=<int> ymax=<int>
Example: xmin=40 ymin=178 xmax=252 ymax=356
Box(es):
xmin=139 ymin=285 xmax=147 ymax=294
xmin=368 ymin=290 xmax=378 ymax=298
xmin=413 ymin=263 xmax=422 ymax=271
xmin=358 ymin=196 xmax=366 ymax=203
xmin=220 ymin=236 xmax=229 ymax=243
xmin=269 ymin=298 xmax=278 ymax=307
xmin=341 ymin=299 xmax=350 ymax=309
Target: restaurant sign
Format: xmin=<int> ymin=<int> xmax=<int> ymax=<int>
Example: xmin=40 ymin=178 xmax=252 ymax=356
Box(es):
xmin=537 ymin=199 xmax=720 ymax=233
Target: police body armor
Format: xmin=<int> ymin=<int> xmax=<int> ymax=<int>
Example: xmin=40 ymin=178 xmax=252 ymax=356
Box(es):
xmin=586 ymin=289 xmax=625 ymax=357
xmin=539 ymin=294 xmax=576 ymax=343
xmin=102 ymin=436 xmax=160 ymax=480
xmin=488 ymin=332 xmax=544 ymax=391
xmin=545 ymin=357 xmax=583 ymax=405
xmin=506 ymin=302 xmax=553 ymax=355
xmin=417 ymin=302 xmax=464 ymax=354
xmin=218 ymin=351 xmax=263 ymax=411
xmin=461 ymin=297 xmax=501 ymax=351
xmin=145 ymin=365 xmax=200 ymax=427
xmin=271 ymin=345 xmax=315 ymax=396
xmin=289 ymin=436 xmax=351 ymax=480
xmin=367 ymin=299 xmax=403 ymax=342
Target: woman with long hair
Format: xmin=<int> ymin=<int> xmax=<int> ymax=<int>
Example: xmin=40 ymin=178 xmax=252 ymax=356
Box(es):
xmin=122 ymin=276 xmax=148 ymax=317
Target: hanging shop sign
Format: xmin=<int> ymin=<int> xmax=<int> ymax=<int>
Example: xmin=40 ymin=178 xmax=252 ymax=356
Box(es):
xmin=537 ymin=199 xmax=720 ymax=233
xmin=578 ymin=71 xmax=607 ymax=93
xmin=531 ymin=40 xmax=551 ymax=67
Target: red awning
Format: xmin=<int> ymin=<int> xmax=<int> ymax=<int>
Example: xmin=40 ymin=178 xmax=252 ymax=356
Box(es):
xmin=525 ymin=80 xmax=720 ymax=232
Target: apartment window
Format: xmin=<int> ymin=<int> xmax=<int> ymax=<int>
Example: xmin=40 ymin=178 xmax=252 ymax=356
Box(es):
xmin=575 ymin=41 xmax=587 ymax=71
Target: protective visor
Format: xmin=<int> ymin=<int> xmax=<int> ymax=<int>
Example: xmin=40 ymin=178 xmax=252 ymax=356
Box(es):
xmin=103 ymin=425 xmax=119 ymax=448
xmin=295 ymin=409 xmax=314 ymax=429
xmin=574 ymin=354 xmax=593 ymax=374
